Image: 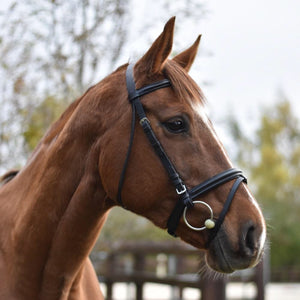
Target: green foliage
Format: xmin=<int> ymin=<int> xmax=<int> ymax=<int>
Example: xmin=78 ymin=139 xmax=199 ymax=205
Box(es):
xmin=0 ymin=0 xmax=130 ymax=169
xmin=228 ymin=97 xmax=300 ymax=268
xmin=94 ymin=207 xmax=172 ymax=250
xmin=22 ymin=96 xmax=68 ymax=151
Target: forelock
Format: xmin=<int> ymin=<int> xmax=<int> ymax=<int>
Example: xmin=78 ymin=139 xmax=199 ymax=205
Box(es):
xmin=163 ymin=60 xmax=205 ymax=105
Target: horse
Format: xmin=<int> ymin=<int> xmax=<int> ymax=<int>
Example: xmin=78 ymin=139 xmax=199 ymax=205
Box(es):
xmin=0 ymin=17 xmax=266 ymax=300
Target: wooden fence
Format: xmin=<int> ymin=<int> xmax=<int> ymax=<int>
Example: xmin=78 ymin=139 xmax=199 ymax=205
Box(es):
xmin=91 ymin=241 xmax=269 ymax=300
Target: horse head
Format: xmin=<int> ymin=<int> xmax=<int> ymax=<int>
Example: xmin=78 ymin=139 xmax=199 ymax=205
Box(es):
xmin=98 ymin=17 xmax=266 ymax=273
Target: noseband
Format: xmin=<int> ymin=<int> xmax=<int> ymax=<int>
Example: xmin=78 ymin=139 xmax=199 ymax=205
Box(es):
xmin=117 ymin=64 xmax=247 ymax=245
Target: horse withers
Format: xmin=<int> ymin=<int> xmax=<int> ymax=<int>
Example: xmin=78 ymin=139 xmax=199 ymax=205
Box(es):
xmin=0 ymin=17 xmax=266 ymax=300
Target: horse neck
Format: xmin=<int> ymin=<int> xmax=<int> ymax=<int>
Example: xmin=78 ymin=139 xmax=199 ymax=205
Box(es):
xmin=7 ymin=96 xmax=106 ymax=223
xmin=0 ymin=79 xmax=119 ymax=292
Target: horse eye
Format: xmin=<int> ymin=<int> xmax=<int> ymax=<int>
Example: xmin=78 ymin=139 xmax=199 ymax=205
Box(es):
xmin=163 ymin=117 xmax=188 ymax=134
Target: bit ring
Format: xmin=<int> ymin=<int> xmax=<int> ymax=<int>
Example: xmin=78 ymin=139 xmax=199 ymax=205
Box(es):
xmin=183 ymin=201 xmax=215 ymax=231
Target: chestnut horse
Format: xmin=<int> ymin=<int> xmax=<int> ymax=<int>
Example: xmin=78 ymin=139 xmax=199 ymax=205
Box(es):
xmin=0 ymin=18 xmax=266 ymax=300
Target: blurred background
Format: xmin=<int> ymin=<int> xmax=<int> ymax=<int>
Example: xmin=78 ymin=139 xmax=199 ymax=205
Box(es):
xmin=0 ymin=0 xmax=299 ymax=299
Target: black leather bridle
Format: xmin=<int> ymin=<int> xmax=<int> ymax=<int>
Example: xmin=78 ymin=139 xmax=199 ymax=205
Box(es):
xmin=117 ymin=64 xmax=247 ymax=245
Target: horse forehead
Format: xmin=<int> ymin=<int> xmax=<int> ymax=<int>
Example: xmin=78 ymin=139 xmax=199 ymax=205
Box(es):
xmin=191 ymin=101 xmax=233 ymax=162
xmin=190 ymin=102 xmax=210 ymax=125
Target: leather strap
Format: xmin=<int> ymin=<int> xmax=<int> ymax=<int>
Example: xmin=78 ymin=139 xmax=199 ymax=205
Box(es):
xmin=206 ymin=176 xmax=246 ymax=245
xmin=127 ymin=64 xmax=171 ymax=102
xmin=190 ymin=169 xmax=247 ymax=199
xmin=117 ymin=102 xmax=136 ymax=207
xmin=125 ymin=64 xmax=192 ymax=207
xmin=167 ymin=168 xmax=247 ymax=237
xmin=118 ymin=64 xmax=191 ymax=207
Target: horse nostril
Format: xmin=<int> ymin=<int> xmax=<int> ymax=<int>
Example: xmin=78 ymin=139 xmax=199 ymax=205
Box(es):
xmin=246 ymin=226 xmax=255 ymax=251
xmin=241 ymin=223 xmax=258 ymax=257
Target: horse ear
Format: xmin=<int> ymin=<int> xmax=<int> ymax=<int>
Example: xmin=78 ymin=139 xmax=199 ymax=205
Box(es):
xmin=136 ymin=17 xmax=175 ymax=75
xmin=173 ymin=35 xmax=201 ymax=72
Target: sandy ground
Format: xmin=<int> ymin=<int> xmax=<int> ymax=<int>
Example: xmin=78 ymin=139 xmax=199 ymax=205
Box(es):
xmin=100 ymin=282 xmax=300 ymax=300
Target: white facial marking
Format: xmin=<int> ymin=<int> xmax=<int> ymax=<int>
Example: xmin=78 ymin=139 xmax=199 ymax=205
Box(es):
xmin=192 ymin=102 xmax=210 ymax=125
xmin=192 ymin=101 xmax=266 ymax=257
xmin=191 ymin=102 xmax=233 ymax=167
xmin=245 ymin=188 xmax=267 ymax=257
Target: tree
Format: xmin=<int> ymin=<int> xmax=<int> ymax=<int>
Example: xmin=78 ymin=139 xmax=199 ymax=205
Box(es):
xmin=0 ymin=0 xmax=129 ymax=167
xmin=228 ymin=95 xmax=300 ymax=269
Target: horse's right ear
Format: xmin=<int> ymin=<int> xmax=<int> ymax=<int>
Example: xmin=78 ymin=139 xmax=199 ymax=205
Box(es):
xmin=136 ymin=17 xmax=175 ymax=75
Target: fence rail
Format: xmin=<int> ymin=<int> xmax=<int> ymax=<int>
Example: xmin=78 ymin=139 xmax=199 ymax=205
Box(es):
xmin=91 ymin=241 xmax=268 ymax=300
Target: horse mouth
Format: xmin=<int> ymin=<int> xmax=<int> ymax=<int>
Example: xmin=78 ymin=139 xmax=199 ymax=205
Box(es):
xmin=205 ymin=237 xmax=235 ymax=273
xmin=205 ymin=228 xmax=262 ymax=274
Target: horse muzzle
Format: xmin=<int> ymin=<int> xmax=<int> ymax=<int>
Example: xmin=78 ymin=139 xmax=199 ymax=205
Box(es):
xmin=205 ymin=221 xmax=266 ymax=273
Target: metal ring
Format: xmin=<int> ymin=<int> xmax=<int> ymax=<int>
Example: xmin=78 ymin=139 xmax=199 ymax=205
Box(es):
xmin=183 ymin=201 xmax=214 ymax=231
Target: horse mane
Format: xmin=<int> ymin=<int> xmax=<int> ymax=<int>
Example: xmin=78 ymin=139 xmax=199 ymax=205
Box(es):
xmin=163 ymin=60 xmax=205 ymax=105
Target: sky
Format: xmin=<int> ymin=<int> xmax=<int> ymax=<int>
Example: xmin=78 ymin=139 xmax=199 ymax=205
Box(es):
xmin=129 ymin=0 xmax=300 ymax=137
xmin=198 ymin=0 xmax=300 ymax=122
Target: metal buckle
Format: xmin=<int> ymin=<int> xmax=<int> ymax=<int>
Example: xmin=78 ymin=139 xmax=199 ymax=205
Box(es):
xmin=139 ymin=117 xmax=150 ymax=126
xmin=176 ymin=184 xmax=187 ymax=195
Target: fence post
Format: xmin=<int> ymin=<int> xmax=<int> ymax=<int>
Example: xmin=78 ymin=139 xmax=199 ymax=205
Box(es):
xmin=256 ymin=247 xmax=270 ymax=300
xmin=168 ymin=254 xmax=183 ymax=300
xmin=256 ymin=259 xmax=264 ymax=300
xmin=105 ymin=253 xmax=116 ymax=300
xmin=200 ymin=276 xmax=227 ymax=300
xmin=176 ymin=255 xmax=184 ymax=300
xmin=134 ymin=253 xmax=145 ymax=300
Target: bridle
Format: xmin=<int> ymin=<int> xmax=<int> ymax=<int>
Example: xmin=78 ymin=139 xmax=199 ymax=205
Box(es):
xmin=117 ymin=63 xmax=247 ymax=245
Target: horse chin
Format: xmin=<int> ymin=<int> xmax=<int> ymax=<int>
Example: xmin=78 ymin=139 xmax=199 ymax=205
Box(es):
xmin=205 ymin=229 xmax=260 ymax=274
xmin=205 ymin=242 xmax=235 ymax=274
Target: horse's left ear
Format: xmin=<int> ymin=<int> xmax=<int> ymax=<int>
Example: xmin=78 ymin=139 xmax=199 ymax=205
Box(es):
xmin=136 ymin=17 xmax=175 ymax=75
xmin=173 ymin=35 xmax=201 ymax=72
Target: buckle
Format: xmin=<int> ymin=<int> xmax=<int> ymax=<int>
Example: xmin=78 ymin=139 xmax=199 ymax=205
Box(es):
xmin=176 ymin=184 xmax=187 ymax=195
xmin=139 ymin=117 xmax=150 ymax=126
